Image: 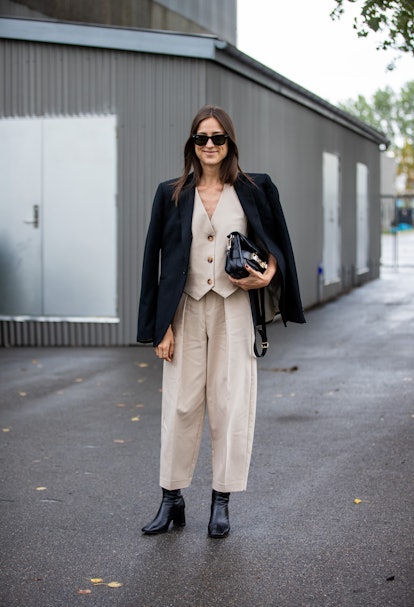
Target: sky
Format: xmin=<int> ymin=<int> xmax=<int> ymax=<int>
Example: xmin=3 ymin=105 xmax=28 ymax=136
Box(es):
xmin=237 ymin=0 xmax=414 ymax=106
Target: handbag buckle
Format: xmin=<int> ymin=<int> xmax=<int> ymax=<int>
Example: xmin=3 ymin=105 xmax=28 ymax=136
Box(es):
xmin=226 ymin=234 xmax=234 ymax=251
xmin=251 ymin=252 xmax=268 ymax=270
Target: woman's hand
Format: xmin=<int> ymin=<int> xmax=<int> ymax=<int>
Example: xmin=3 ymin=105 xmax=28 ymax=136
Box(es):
xmin=228 ymin=254 xmax=277 ymax=291
xmin=155 ymin=325 xmax=174 ymax=362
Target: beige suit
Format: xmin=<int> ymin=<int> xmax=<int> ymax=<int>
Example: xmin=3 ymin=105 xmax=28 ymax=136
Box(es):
xmin=160 ymin=185 xmax=257 ymax=492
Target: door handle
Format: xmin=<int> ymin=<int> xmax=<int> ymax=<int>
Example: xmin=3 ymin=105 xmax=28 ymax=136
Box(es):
xmin=24 ymin=205 xmax=39 ymax=228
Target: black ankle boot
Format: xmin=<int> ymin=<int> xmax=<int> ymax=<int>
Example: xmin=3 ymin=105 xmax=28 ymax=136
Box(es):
xmin=142 ymin=488 xmax=185 ymax=535
xmin=208 ymin=490 xmax=230 ymax=538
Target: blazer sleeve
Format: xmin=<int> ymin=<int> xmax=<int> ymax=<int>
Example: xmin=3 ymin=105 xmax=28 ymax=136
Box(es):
xmin=261 ymin=174 xmax=306 ymax=325
xmin=137 ymin=183 xmax=164 ymax=343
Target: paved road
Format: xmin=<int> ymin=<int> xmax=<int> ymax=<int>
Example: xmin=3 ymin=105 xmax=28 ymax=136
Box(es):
xmin=1 ymin=233 xmax=413 ymax=607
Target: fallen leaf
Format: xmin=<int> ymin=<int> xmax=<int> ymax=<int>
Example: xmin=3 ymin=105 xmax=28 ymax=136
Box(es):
xmin=36 ymin=486 xmax=47 ymax=491
xmin=74 ymin=378 xmax=83 ymax=383
xmin=354 ymin=498 xmax=362 ymax=504
xmin=77 ymin=589 xmax=92 ymax=595
xmin=2 ymin=428 xmax=11 ymax=432
xmin=136 ymin=362 xmax=148 ymax=368
xmin=89 ymin=580 xmax=123 ymax=588
xmin=107 ymin=582 xmax=123 ymax=588
xmin=19 ymin=391 xmax=27 ymax=397
xmin=131 ymin=416 xmax=140 ymax=422
xmin=113 ymin=439 xmax=125 ymax=444
xmin=90 ymin=578 xmax=104 ymax=584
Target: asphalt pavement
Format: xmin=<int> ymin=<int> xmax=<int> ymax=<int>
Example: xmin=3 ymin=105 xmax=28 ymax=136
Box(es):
xmin=1 ymin=232 xmax=413 ymax=607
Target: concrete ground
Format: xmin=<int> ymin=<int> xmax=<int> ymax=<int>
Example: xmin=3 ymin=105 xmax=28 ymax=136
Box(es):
xmin=0 ymin=232 xmax=413 ymax=607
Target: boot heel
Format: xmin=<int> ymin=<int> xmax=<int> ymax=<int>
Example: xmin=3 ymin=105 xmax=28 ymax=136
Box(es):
xmin=172 ymin=505 xmax=186 ymax=527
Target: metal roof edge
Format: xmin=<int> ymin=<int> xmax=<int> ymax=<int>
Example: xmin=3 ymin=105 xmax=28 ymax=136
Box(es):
xmin=0 ymin=16 xmax=217 ymax=59
xmin=214 ymin=42 xmax=389 ymax=147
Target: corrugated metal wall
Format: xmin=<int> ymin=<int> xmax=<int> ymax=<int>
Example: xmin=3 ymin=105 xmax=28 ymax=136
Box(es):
xmin=0 ymin=37 xmax=381 ymax=346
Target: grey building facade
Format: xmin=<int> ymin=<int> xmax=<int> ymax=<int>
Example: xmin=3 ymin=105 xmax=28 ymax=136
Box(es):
xmin=0 ymin=17 xmax=387 ymax=346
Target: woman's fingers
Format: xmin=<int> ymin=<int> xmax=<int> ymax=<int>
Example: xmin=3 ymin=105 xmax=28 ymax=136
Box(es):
xmin=227 ymin=255 xmax=277 ymax=291
xmin=154 ymin=326 xmax=174 ymax=362
xmin=228 ymin=266 xmax=267 ymax=290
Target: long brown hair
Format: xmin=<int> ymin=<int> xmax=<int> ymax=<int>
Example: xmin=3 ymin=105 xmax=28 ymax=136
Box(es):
xmin=172 ymin=105 xmax=245 ymax=204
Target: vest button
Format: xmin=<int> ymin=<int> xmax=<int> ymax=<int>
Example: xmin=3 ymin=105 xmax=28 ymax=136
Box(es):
xmin=207 ymin=256 xmax=213 ymax=263
xmin=208 ymin=235 xmax=214 ymax=241
xmin=207 ymin=278 xmax=213 ymax=285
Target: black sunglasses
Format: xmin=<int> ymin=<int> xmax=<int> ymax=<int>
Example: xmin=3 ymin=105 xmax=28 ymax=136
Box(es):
xmin=192 ymin=134 xmax=228 ymax=146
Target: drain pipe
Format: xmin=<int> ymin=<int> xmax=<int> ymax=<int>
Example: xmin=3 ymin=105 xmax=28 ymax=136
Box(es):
xmin=317 ymin=262 xmax=324 ymax=304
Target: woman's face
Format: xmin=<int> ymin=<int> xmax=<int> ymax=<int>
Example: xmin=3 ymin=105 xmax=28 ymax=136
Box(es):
xmin=194 ymin=117 xmax=229 ymax=171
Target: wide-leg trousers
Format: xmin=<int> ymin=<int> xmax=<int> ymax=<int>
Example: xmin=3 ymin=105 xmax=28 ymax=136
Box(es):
xmin=160 ymin=288 xmax=257 ymax=493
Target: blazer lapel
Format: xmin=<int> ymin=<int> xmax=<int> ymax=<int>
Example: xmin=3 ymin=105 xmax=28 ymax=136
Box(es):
xmin=179 ymin=184 xmax=195 ymax=265
xmin=234 ymin=177 xmax=263 ymax=233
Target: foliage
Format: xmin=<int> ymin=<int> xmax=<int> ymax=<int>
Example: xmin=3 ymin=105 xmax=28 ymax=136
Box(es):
xmin=339 ymin=80 xmax=414 ymax=190
xmin=398 ymin=138 xmax=414 ymax=189
xmin=331 ymin=0 xmax=414 ymax=59
xmin=339 ymin=87 xmax=397 ymax=137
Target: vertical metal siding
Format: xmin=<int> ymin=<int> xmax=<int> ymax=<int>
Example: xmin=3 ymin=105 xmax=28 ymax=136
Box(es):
xmin=0 ymin=38 xmax=381 ymax=346
xmin=0 ymin=319 xmax=120 ymax=346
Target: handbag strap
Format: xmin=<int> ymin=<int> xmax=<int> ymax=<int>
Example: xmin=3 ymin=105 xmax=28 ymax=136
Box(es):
xmin=253 ymin=288 xmax=268 ymax=357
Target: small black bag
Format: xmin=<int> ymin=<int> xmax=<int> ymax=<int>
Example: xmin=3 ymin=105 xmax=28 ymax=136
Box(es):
xmin=225 ymin=232 xmax=268 ymax=278
xmin=225 ymin=232 xmax=269 ymax=357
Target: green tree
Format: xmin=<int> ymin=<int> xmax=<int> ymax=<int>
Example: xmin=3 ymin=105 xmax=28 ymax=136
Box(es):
xmin=331 ymin=0 xmax=414 ymax=57
xmin=339 ymin=81 xmax=414 ymax=191
xmin=398 ymin=140 xmax=414 ymax=189
xmin=340 ymin=87 xmax=397 ymax=137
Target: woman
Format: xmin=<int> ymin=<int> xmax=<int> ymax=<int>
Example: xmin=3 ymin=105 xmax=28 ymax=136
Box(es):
xmin=137 ymin=105 xmax=305 ymax=538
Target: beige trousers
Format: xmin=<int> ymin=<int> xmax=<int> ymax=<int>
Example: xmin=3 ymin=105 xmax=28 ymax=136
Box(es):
xmin=160 ymin=289 xmax=257 ymax=493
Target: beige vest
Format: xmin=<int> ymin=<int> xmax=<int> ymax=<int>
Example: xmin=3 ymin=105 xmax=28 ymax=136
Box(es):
xmin=184 ymin=184 xmax=248 ymax=300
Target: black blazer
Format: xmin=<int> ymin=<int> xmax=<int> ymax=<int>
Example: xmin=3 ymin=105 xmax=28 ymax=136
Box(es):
xmin=137 ymin=173 xmax=305 ymax=346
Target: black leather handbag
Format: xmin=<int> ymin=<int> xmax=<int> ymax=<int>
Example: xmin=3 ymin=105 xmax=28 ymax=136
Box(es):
xmin=225 ymin=232 xmax=269 ymax=357
xmin=225 ymin=232 xmax=268 ymax=278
